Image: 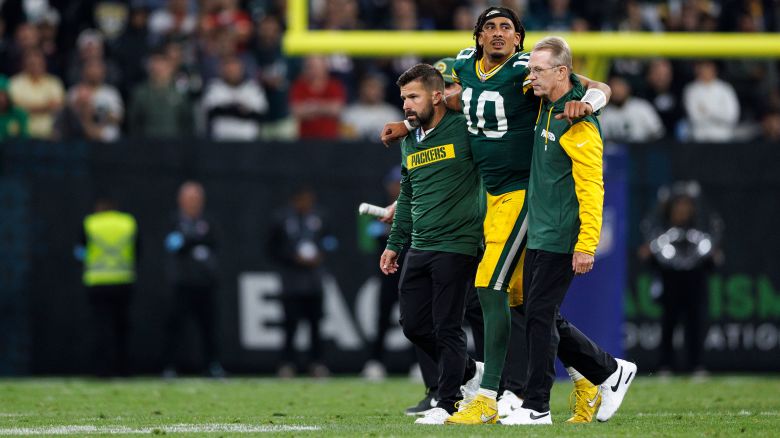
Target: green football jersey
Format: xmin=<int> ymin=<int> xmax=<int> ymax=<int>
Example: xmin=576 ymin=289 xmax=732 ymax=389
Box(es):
xmin=452 ymin=48 xmax=538 ymax=196
xmin=386 ymin=110 xmax=482 ymax=257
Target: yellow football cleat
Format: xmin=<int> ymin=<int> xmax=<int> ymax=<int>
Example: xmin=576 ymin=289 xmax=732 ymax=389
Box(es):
xmin=445 ymin=394 xmax=498 ymax=425
xmin=566 ymin=378 xmax=602 ymax=423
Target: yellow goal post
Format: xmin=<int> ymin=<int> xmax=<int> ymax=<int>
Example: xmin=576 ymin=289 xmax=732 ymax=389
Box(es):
xmin=282 ymin=0 xmax=780 ymax=58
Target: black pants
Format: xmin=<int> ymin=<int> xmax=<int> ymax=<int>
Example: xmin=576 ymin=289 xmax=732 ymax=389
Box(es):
xmin=163 ymin=284 xmax=219 ymax=370
xmin=522 ymin=249 xmax=617 ymax=412
xmin=87 ymin=284 xmax=132 ymax=377
xmin=418 ymin=284 xmax=484 ymax=394
xmin=659 ymin=268 xmax=707 ymax=371
xmin=281 ymin=293 xmax=323 ymax=365
xmin=399 ymin=248 xmax=478 ymax=413
xmin=500 ymin=305 xmax=530 ymax=396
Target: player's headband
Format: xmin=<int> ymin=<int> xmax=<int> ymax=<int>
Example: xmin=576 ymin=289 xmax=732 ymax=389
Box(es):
xmin=482 ymin=9 xmax=516 ymax=28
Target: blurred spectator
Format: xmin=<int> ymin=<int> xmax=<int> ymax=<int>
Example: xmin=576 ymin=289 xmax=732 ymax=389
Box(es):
xmin=639 ymin=181 xmax=723 ymax=375
xmin=388 ymin=0 xmax=425 ymax=30
xmin=37 ymin=10 xmax=65 ymax=78
xmin=76 ymin=197 xmax=138 ymax=377
xmin=452 ymin=5 xmax=476 ymax=30
xmin=0 ymin=75 xmax=29 ymax=140
xmin=759 ymin=110 xmax=780 ymax=142
xmin=162 ymin=181 xmax=225 ymax=379
xmin=290 ymin=56 xmax=346 ymax=140
xmin=317 ymin=0 xmax=361 ymax=30
xmin=196 ymin=26 xmax=257 ymax=85
xmin=527 ymin=0 xmax=574 ymax=31
xmin=3 ymin=22 xmax=41 ymax=77
xmin=254 ymin=14 xmax=297 ymax=141
xmin=58 ymin=58 xmax=124 ymax=142
xmin=642 ymin=59 xmax=684 ymax=138
xmin=129 ymin=52 xmax=192 ymax=139
xmin=91 ymin=0 xmax=131 ymax=41
xmin=148 ymin=0 xmax=197 ymax=44
xmin=600 ymin=76 xmax=665 ymax=143
xmin=164 ymin=40 xmax=204 ymax=97
xmin=66 ymin=29 xmax=121 ymax=88
xmin=341 ymin=74 xmax=403 ymax=142
xmin=268 ymin=186 xmax=336 ymax=378
xmin=112 ymin=6 xmax=153 ymax=99
xmin=200 ymin=0 xmax=253 ymax=53
xmin=9 ymin=50 xmax=64 ymax=139
xmin=617 ymin=1 xmax=663 ymax=32
xmin=200 ymin=56 xmax=267 ymax=141
xmin=683 ymin=61 xmax=740 ymax=142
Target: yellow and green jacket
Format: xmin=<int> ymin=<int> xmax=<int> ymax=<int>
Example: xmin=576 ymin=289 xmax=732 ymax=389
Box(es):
xmin=526 ymin=75 xmax=604 ymax=256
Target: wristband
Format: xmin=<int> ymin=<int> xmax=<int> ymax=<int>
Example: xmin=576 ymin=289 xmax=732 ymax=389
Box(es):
xmin=403 ymin=119 xmax=414 ymax=131
xmin=581 ymin=88 xmax=607 ymax=112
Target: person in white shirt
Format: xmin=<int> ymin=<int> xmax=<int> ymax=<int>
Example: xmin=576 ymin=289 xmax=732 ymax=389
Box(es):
xmin=341 ymin=74 xmax=402 ymax=142
xmin=201 ymin=56 xmax=268 ymax=141
xmin=600 ymin=75 xmax=665 ymax=143
xmin=683 ymin=61 xmax=740 ymax=142
xmin=62 ymin=58 xmax=124 ymax=142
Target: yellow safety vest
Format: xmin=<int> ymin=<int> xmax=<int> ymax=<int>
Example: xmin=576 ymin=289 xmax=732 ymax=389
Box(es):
xmin=83 ymin=210 xmax=137 ymax=286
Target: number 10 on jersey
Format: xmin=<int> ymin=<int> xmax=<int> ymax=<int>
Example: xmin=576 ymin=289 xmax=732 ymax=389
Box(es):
xmin=462 ymin=88 xmax=508 ymax=139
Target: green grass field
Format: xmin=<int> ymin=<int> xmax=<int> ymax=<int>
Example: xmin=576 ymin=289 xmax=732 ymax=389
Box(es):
xmin=1 ymin=376 xmax=779 ymax=436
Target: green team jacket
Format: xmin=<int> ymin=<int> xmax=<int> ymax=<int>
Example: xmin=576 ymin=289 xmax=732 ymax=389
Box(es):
xmin=527 ymin=75 xmax=605 ymax=256
xmin=386 ymin=109 xmax=482 ymax=257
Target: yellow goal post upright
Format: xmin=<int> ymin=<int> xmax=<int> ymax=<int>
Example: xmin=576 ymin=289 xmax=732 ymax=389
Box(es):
xmin=282 ymin=0 xmax=780 ymax=80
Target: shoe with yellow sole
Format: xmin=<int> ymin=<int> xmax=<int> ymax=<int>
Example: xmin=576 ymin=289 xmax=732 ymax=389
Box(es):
xmin=445 ymin=394 xmax=498 ymax=425
xmin=565 ymin=378 xmax=601 ymax=423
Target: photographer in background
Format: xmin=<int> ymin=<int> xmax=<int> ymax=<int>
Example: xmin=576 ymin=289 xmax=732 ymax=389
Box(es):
xmin=268 ymin=186 xmax=338 ymax=378
xmin=639 ymin=181 xmax=724 ymax=377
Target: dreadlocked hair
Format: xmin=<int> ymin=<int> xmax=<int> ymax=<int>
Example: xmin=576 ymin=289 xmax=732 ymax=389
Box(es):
xmin=472 ymin=7 xmax=525 ymax=61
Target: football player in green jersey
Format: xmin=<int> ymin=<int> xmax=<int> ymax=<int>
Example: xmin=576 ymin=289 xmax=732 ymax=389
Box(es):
xmin=380 ymin=6 xmax=618 ymax=426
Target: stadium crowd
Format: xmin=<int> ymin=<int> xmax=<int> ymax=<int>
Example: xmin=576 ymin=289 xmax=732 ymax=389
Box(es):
xmin=0 ymin=0 xmax=779 ymax=144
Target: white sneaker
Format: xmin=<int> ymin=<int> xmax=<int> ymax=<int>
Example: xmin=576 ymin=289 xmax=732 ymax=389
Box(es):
xmin=459 ymin=361 xmax=484 ymax=404
xmin=497 ymin=390 xmax=523 ymax=418
xmin=414 ymin=407 xmax=450 ymax=425
xmin=500 ymin=406 xmax=552 ymax=425
xmin=361 ymin=360 xmax=387 ymax=382
xmin=597 ymin=358 xmax=637 ymax=422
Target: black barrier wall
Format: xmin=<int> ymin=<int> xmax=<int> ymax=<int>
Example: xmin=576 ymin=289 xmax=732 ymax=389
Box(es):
xmin=625 ymin=142 xmax=780 ymax=372
xmin=1 ymin=140 xmax=779 ymax=375
xmin=0 ymin=139 xmax=401 ymax=375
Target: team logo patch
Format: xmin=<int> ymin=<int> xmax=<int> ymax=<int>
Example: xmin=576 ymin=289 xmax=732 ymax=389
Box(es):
xmin=407 ymin=144 xmax=456 ymax=170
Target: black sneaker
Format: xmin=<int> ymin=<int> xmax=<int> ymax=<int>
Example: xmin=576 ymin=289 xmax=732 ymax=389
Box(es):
xmin=405 ymin=390 xmax=438 ymax=416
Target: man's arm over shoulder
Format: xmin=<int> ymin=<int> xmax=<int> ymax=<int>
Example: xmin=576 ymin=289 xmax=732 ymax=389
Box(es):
xmin=559 ymin=120 xmax=604 ymax=256
xmin=557 ymin=75 xmax=612 ymax=123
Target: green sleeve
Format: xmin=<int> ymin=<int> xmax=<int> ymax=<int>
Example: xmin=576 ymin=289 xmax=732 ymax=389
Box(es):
xmin=386 ymin=160 xmax=412 ymax=253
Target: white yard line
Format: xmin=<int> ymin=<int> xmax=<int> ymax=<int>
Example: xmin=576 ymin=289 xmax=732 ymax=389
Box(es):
xmin=0 ymin=424 xmax=320 ymax=435
xmin=635 ymin=411 xmax=780 ymax=417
